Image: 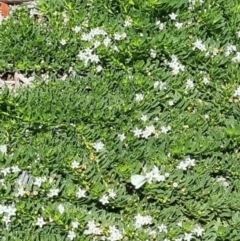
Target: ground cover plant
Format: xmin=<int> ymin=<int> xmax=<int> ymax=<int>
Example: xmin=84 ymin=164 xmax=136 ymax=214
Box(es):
xmin=0 ymin=0 xmax=240 ymax=240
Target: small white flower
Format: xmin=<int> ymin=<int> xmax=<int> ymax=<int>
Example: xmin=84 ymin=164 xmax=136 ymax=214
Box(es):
xmin=193 ymin=39 xmax=206 ymax=51
xmin=203 ymin=76 xmax=210 ymax=84
xmin=96 ymin=65 xmax=103 ymax=72
xmin=133 ymin=127 xmax=143 ymax=138
xmin=134 ymin=214 xmax=152 ymax=228
xmin=155 ymin=20 xmax=165 ymax=30
xmin=93 ymin=141 xmax=105 ymax=152
xmin=118 ymin=133 xmax=126 ymax=141
xmin=169 ymin=13 xmax=178 ymax=20
xmin=67 ymin=230 xmax=76 ymax=240
xmin=1 ymin=167 xmax=11 ymax=176
xmin=233 ymin=86 xmax=240 ymax=99
xmin=36 ymin=217 xmax=46 ymax=228
xmin=150 ymin=49 xmax=157 ymax=58
xmin=124 ymin=19 xmax=132 ymax=27
xmin=11 ymin=165 xmax=21 ymax=173
xmin=186 ymin=79 xmax=194 ymax=89
xmin=71 ymin=160 xmax=80 ymax=169
xmin=108 ymin=189 xmax=116 ymax=199
xmin=15 ymin=186 xmax=26 ymax=197
xmin=103 ymin=36 xmax=111 ymax=47
xmin=237 ymin=31 xmax=240 ymax=38
xmin=175 ymin=22 xmax=183 ymax=29
xmin=135 ymin=93 xmax=144 ymax=101
xmin=58 ymin=204 xmax=65 ymax=214
xmin=140 ymin=114 xmax=148 ymax=122
xmin=47 ymin=188 xmax=60 ymax=198
xmin=5 ymin=204 xmax=17 ymax=217
xmin=216 ymin=176 xmax=229 ymax=187
xmin=158 ymin=223 xmax=168 ymax=233
xmin=73 ymin=26 xmax=81 ymax=33
xmin=71 ymin=221 xmax=79 ymax=229
xmin=34 ymin=177 xmax=44 ymax=187
xmin=192 ymin=226 xmax=204 ymax=237
xmin=76 ymin=187 xmax=86 ymax=198
xmin=184 ymin=232 xmax=193 ymax=241
xmin=60 ymin=39 xmax=67 ymax=45
xmin=0 ymin=145 xmax=7 ymax=154
xmin=169 ymin=100 xmax=174 ymax=106
xmin=173 ymin=182 xmax=178 ymax=188
xmin=99 ymin=195 xmax=109 ymax=205
xmin=2 ymin=215 xmax=11 ymax=226
xmin=161 ymin=126 xmax=171 ymax=134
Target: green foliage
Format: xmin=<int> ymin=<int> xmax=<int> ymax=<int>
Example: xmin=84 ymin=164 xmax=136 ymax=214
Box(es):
xmin=0 ymin=0 xmax=240 ymax=240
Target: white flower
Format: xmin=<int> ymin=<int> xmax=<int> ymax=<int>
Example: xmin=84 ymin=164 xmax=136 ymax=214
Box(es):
xmin=176 ymin=161 xmax=188 ymax=170
xmin=67 ymin=230 xmax=76 ymax=240
xmin=134 ymin=214 xmax=152 ymax=228
xmin=237 ymin=31 xmax=240 ymax=38
xmin=99 ymin=195 xmax=109 ymax=205
xmin=175 ymin=22 xmax=183 ymax=29
xmin=114 ymin=32 xmax=127 ymax=40
xmin=193 ymin=39 xmax=206 ymax=51
xmin=232 ymin=52 xmax=240 ymax=63
xmin=93 ymin=141 xmax=105 ymax=152
xmin=203 ymin=76 xmax=210 ymax=84
xmin=11 ymin=165 xmax=21 ymax=173
xmin=154 ymin=81 xmax=167 ymax=90
xmin=124 ymin=19 xmax=132 ymax=27
xmin=140 ymin=114 xmax=148 ymax=122
xmin=225 ymin=45 xmax=236 ymax=56
xmin=177 ymin=156 xmax=195 ymax=170
xmin=233 ymin=86 xmax=240 ymax=99
xmin=192 ymin=226 xmax=204 ymax=237
xmin=118 ymin=133 xmax=126 ymax=141
xmin=96 ymin=65 xmax=103 ymax=72
xmin=36 ymin=217 xmax=46 ymax=228
xmin=5 ymin=204 xmax=17 ymax=217
xmin=2 ymin=215 xmax=11 ymax=226
xmin=1 ymin=167 xmax=11 ymax=176
xmin=58 ymin=204 xmax=65 ymax=214
xmin=108 ymin=189 xmax=117 ymax=199
xmin=133 ymin=127 xmax=143 ymax=138
xmin=158 ymin=223 xmax=168 ymax=233
xmin=71 ymin=160 xmax=80 ymax=169
xmin=175 ymin=238 xmax=183 ymax=241
xmin=103 ymin=36 xmax=111 ymax=47
xmin=84 ymin=221 xmax=103 ymax=235
xmin=161 ymin=126 xmax=171 ymax=134
xmin=15 ymin=186 xmax=26 ymax=197
xmin=184 ymin=232 xmax=193 ymax=241
xmin=155 ymin=20 xmax=165 ymax=30
xmin=186 ymin=79 xmax=194 ymax=89
xmin=0 ymin=145 xmax=7 ymax=154
xmin=173 ymin=182 xmax=178 ymax=187
xmin=47 ymin=188 xmax=60 ymax=198
xmin=150 ymin=49 xmax=157 ymax=58
xmin=60 ymin=39 xmax=67 ymax=45
xmin=169 ymin=100 xmax=174 ymax=106
xmin=76 ymin=187 xmax=86 ymax=198
xmin=73 ymin=26 xmax=81 ymax=33
xmin=135 ymin=93 xmax=144 ymax=101
xmin=108 ymin=225 xmax=123 ymax=241
xmin=169 ymin=13 xmax=178 ymax=20
xmin=71 ymin=221 xmax=79 ymax=229
xmin=216 ymin=176 xmax=229 ymax=187
xmin=34 ymin=177 xmax=44 ymax=187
